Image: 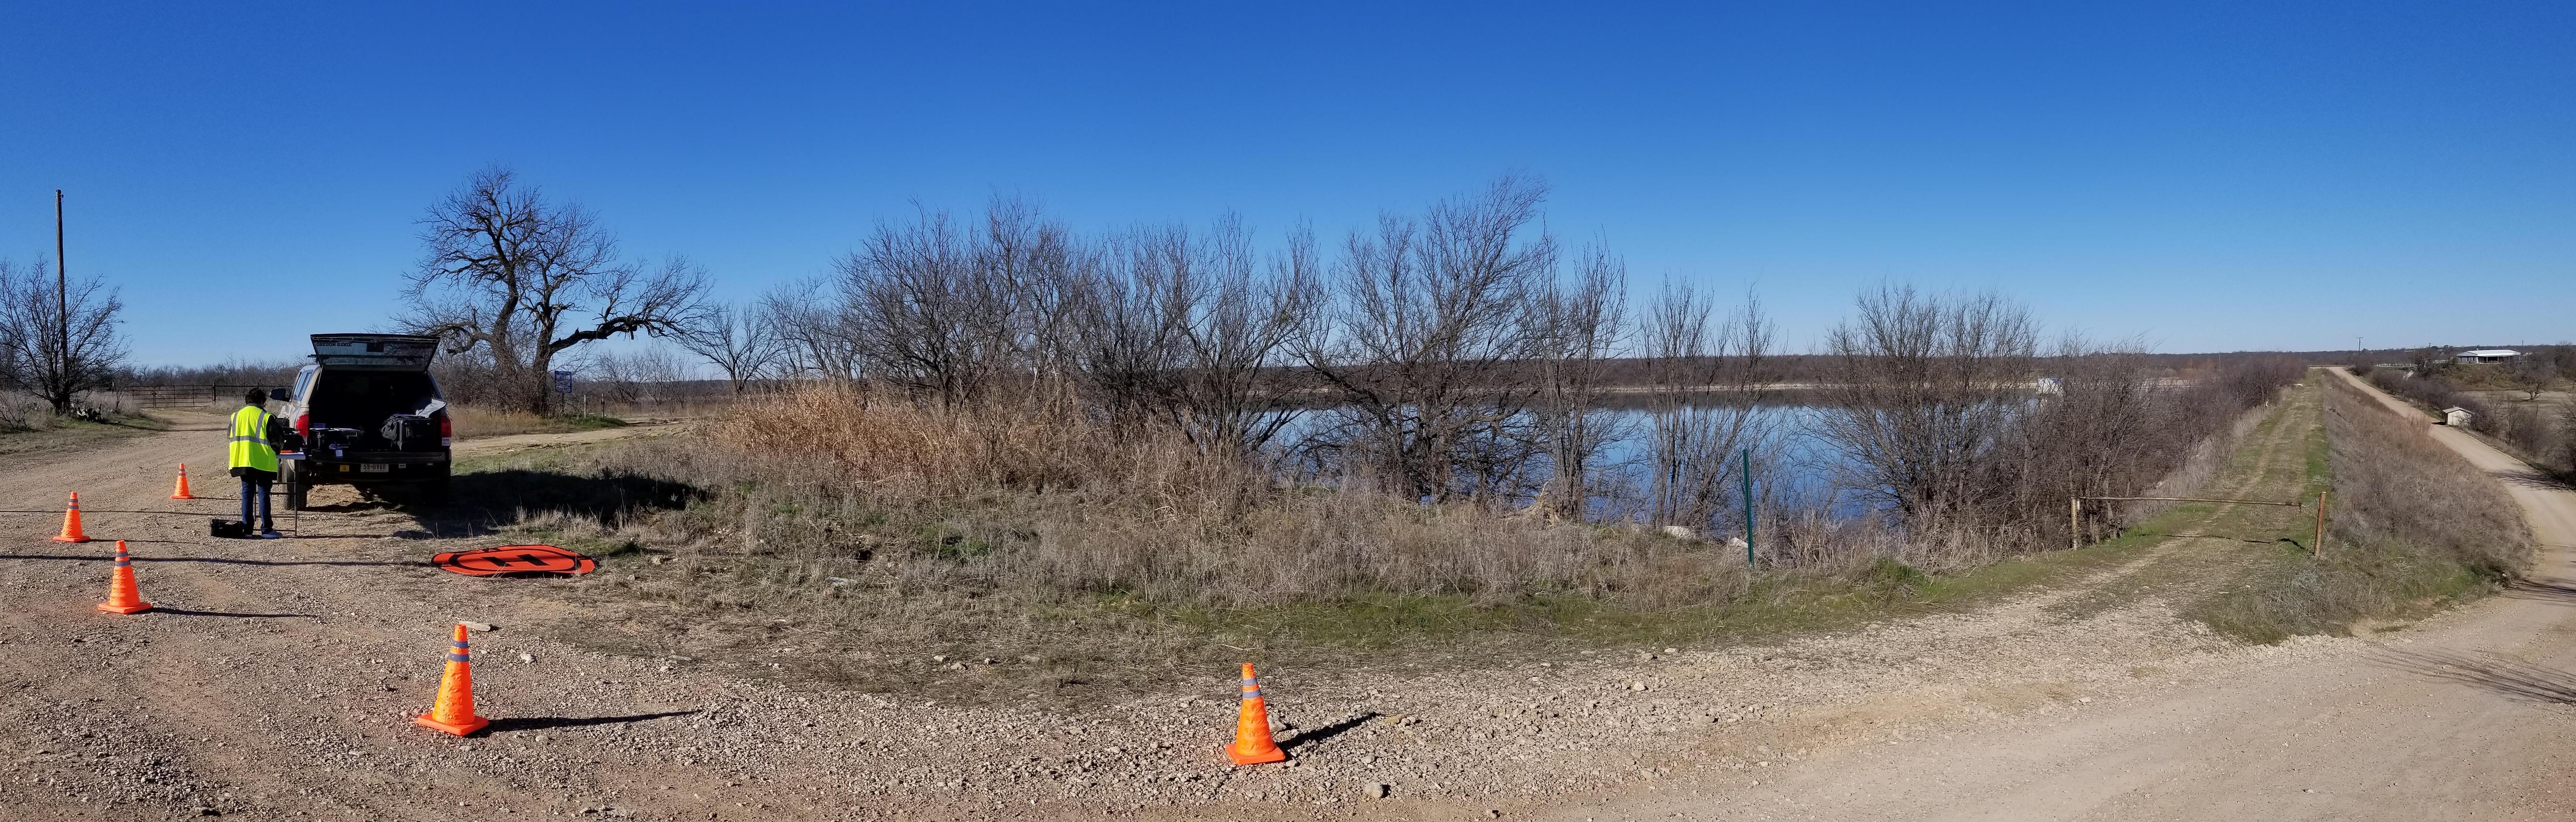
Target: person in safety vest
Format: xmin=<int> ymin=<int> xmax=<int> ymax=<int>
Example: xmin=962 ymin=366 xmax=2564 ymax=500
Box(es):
xmin=227 ymin=388 xmax=290 ymax=538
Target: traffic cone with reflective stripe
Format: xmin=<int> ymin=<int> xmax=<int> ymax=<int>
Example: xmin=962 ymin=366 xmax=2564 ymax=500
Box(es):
xmin=416 ymin=623 xmax=490 ymax=736
xmin=169 ymin=464 xmax=195 ymax=500
xmin=52 ymin=493 xmax=90 ymax=543
xmin=1224 ymin=663 xmax=1287 ymax=766
xmin=96 ymin=541 xmax=152 ymax=614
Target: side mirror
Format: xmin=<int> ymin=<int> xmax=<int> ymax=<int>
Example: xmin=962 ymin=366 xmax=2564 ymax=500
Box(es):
xmin=269 ymin=388 xmax=290 ymax=402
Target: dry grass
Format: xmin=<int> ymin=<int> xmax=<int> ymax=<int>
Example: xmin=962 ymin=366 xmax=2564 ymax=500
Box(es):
xmin=2195 ymin=376 xmax=2534 ymax=641
xmin=446 ymin=405 xmax=629 ymax=439
xmin=693 ymin=386 xmax=1743 ymax=607
xmin=2325 ymin=377 xmax=2532 ymax=576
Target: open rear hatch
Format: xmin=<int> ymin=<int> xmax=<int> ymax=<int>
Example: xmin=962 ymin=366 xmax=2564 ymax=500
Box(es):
xmin=304 ymin=334 xmax=450 ymax=456
xmin=310 ymin=333 xmax=440 ymax=370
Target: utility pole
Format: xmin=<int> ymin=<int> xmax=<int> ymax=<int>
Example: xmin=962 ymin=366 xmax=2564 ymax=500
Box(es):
xmin=55 ymin=190 xmax=69 ymax=402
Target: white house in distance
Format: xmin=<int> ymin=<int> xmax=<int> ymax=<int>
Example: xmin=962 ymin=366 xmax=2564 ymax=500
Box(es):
xmin=2455 ymin=349 xmax=2521 ymax=365
xmin=2443 ymin=406 xmax=2475 ymax=427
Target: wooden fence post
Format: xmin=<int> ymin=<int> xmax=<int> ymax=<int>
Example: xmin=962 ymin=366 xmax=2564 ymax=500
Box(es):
xmin=2314 ymin=491 xmax=2328 ymax=558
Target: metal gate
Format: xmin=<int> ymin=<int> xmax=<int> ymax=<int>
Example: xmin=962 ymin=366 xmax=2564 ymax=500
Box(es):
xmin=128 ymin=386 xmax=214 ymax=408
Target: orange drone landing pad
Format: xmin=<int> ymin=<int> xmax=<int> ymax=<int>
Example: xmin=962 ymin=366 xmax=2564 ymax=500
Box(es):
xmin=432 ymin=545 xmax=598 ymax=576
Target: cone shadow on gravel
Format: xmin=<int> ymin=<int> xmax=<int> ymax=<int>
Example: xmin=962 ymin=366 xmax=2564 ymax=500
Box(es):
xmin=482 ymin=710 xmax=698 ymax=733
xmin=1280 ymin=712 xmax=1381 ymax=752
xmin=406 ymin=469 xmax=706 ymax=537
xmin=2372 ymin=648 xmax=2576 ymax=704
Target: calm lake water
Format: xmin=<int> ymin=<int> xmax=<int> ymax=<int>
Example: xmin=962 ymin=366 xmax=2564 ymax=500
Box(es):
xmin=1277 ymin=399 xmax=1859 ymax=525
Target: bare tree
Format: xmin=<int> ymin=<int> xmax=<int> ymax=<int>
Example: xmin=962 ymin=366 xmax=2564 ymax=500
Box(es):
xmin=677 ymin=301 xmax=788 ymax=395
xmin=2509 ymin=356 xmax=2557 ymax=402
xmin=1064 ymin=215 xmax=1319 ymax=453
xmin=0 ymin=258 xmax=126 ymax=414
xmin=1169 ymin=218 xmax=1319 ymax=454
xmin=587 ymin=345 xmax=695 ymax=407
xmin=760 ymin=278 xmax=862 ymax=381
xmin=1639 ymin=283 xmax=1774 ymax=532
xmin=1812 ymin=285 xmax=2039 ymax=521
xmin=834 ymin=199 xmax=1077 ymax=405
xmin=402 ymin=168 xmax=711 ymax=414
xmin=1295 ymin=175 xmax=1561 ymax=503
xmin=580 ymin=349 xmax=647 ymax=406
xmin=1999 ymin=335 xmax=2164 ymax=545
xmin=1067 ymin=223 xmax=1191 ymax=426
xmin=1528 ymin=242 xmax=1627 ymax=519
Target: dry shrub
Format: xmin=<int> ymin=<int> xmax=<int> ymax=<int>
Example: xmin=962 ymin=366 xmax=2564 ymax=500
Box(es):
xmin=2324 ymin=377 xmax=2531 ymax=577
xmin=707 ymin=385 xmax=1229 ymax=501
xmin=675 ymin=384 xmax=1739 ymax=609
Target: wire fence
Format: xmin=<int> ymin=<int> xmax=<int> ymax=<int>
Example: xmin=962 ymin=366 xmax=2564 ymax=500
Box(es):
xmin=123 ymin=384 xmax=288 ymax=409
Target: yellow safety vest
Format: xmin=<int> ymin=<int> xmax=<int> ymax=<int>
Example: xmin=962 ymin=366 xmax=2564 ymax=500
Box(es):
xmin=228 ymin=405 xmax=279 ymax=473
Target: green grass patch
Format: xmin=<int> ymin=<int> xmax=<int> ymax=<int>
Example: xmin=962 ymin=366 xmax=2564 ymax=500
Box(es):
xmin=1151 ymin=538 xmax=2151 ymax=654
xmin=549 ymin=413 xmax=630 ymax=431
xmin=2190 ymin=539 xmax=2492 ymax=643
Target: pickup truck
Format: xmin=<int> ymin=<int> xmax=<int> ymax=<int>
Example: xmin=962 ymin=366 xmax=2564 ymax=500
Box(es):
xmin=276 ymin=333 xmax=452 ymax=509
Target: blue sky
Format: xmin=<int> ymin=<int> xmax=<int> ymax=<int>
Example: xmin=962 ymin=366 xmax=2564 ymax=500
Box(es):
xmin=2 ymin=1 xmax=2569 ymax=366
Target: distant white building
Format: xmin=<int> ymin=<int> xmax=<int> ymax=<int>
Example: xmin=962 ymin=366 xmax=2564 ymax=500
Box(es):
xmin=2455 ymin=349 xmax=2521 ymax=365
xmin=2443 ymin=406 xmax=2475 ymax=427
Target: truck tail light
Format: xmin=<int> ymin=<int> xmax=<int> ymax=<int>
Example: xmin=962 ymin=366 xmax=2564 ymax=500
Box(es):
xmin=295 ymin=413 xmax=310 ymax=436
xmin=438 ymin=413 xmax=452 ymax=446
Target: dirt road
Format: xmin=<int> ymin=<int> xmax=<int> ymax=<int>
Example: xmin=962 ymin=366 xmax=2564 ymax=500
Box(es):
xmin=3 ymin=373 xmax=2571 ymax=821
xmin=1557 ymin=369 xmax=2576 ymax=821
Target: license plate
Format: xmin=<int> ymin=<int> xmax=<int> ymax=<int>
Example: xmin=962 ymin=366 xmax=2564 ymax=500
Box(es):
xmin=359 ymin=463 xmax=390 ymax=473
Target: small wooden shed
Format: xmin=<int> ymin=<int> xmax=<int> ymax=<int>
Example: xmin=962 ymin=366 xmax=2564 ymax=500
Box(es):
xmin=2442 ymin=406 xmax=2474 ymax=427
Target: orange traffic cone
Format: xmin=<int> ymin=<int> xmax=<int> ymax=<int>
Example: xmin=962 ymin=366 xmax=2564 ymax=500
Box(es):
xmin=416 ymin=623 xmax=491 ymax=736
xmin=169 ymin=464 xmax=195 ymax=500
xmin=1224 ymin=663 xmax=1287 ymax=766
xmin=96 ymin=541 xmax=153 ymax=614
xmin=52 ymin=493 xmax=90 ymax=543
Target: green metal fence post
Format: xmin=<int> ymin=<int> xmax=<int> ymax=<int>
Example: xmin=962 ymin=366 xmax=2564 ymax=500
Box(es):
xmin=1741 ymin=447 xmax=1755 ymax=566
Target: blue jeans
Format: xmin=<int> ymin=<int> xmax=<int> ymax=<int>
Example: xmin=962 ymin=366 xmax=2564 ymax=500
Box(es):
xmin=239 ymin=478 xmax=274 ymax=532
